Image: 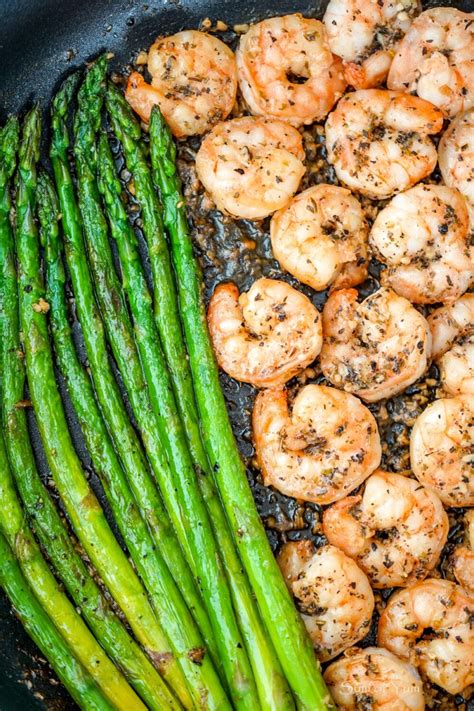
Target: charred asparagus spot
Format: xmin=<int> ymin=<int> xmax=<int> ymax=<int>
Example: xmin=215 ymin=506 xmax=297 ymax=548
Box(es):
xmin=148 ymin=104 xmax=335 ymax=710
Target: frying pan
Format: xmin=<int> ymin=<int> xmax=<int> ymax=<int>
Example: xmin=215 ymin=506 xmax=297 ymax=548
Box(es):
xmin=0 ymin=0 xmax=471 ymax=708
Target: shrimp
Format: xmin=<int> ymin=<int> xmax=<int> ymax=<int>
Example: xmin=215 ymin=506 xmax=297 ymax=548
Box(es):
xmin=195 ymin=117 xmax=305 ymax=219
xmin=369 ymin=184 xmax=473 ymax=304
xmin=270 ymin=184 xmax=369 ymax=292
xmin=253 ymin=384 xmax=381 ymax=504
xmin=378 ymin=579 xmax=474 ymax=695
xmin=428 ymin=294 xmax=474 ymax=397
xmin=323 ymin=0 xmax=421 ymax=90
xmin=325 ymin=89 xmax=444 ymax=199
xmin=320 ymin=287 xmax=431 ymax=402
xmin=452 ymin=509 xmax=474 ymax=595
xmin=236 ymin=14 xmax=347 ymax=127
xmin=438 ymin=109 xmax=474 ymax=229
xmin=277 ymin=541 xmax=374 ymax=661
xmin=323 ymin=469 xmax=449 ymax=588
xmin=428 ymin=293 xmax=474 ymax=358
xmin=410 ymin=395 xmax=474 ymax=507
xmin=124 ymin=31 xmax=237 ymax=136
xmin=387 ymin=8 xmax=474 ymax=118
xmin=324 ymin=647 xmax=425 ymax=711
xmin=207 ymin=278 xmax=322 ymax=388
xmin=436 ymin=335 xmax=474 ymax=396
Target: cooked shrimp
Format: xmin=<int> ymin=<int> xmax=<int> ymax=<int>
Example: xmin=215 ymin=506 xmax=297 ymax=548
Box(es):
xmin=323 ymin=0 xmax=420 ymax=89
xmin=429 ymin=295 xmax=474 ymax=394
xmin=270 ymin=184 xmax=368 ymax=292
xmin=324 ymin=647 xmax=425 ymax=711
xmin=277 ymin=541 xmax=374 ymax=661
xmin=428 ymin=293 xmax=474 ymax=358
xmin=236 ymin=14 xmax=346 ymax=127
xmin=378 ymin=579 xmax=474 ymax=695
xmin=320 ymin=287 xmax=431 ymax=402
xmin=323 ymin=469 xmax=448 ymax=588
xmin=439 ymin=109 xmax=474 ymax=228
xmin=436 ymin=336 xmax=474 ymax=397
xmin=195 ymin=117 xmax=305 ymax=219
xmin=207 ymin=278 xmax=322 ymax=387
xmin=325 ymin=89 xmax=443 ymax=199
xmin=452 ymin=509 xmax=474 ymax=595
xmin=124 ymin=31 xmax=237 ymax=136
xmin=388 ymin=8 xmax=474 ymax=118
xmin=253 ymin=384 xmax=381 ymax=504
xmin=410 ymin=395 xmax=474 ymax=507
xmin=369 ymin=184 xmax=473 ymax=304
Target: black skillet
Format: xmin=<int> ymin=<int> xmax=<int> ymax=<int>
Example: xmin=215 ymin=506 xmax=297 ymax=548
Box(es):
xmin=0 ymin=0 xmax=471 ymax=708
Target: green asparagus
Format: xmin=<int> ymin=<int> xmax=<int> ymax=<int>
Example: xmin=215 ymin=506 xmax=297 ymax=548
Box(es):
xmin=15 ymin=104 xmax=191 ymax=708
xmin=0 ymin=116 xmax=177 ymax=711
xmin=0 ymin=401 xmax=143 ymax=711
xmin=0 ymin=529 xmax=115 ymax=711
xmin=50 ymin=74 xmax=219 ymax=700
xmin=100 ymin=76 xmax=259 ymax=709
xmin=149 ymin=105 xmax=335 ymax=711
xmin=98 ymin=128 xmax=294 ymax=711
xmin=38 ymin=168 xmax=229 ymax=711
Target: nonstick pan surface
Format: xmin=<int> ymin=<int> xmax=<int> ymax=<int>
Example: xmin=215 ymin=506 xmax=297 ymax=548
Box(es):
xmin=0 ymin=1 xmax=472 ymax=709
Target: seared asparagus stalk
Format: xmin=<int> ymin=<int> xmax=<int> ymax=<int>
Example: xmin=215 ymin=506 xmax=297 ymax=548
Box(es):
xmin=98 ymin=128 xmax=294 ymax=711
xmin=149 ymin=105 xmax=335 ymax=711
xmin=0 ymin=400 xmax=143 ymax=711
xmin=0 ymin=528 xmax=114 ymax=711
xmin=0 ymin=115 xmax=177 ymax=711
xmin=15 ymin=104 xmax=189 ymax=707
xmin=50 ymin=72 xmax=215 ymax=697
xmin=38 ymin=168 xmax=228 ymax=711
xmin=100 ymin=76 xmax=260 ymax=709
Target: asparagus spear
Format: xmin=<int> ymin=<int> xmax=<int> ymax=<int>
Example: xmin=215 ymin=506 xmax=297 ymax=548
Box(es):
xmin=50 ymin=73 xmax=218 ymax=696
xmin=15 ymin=104 xmax=192 ymax=708
xmin=96 ymin=76 xmax=258 ymax=710
xmin=38 ymin=169 xmax=229 ymax=711
xmin=0 ymin=529 xmax=114 ymax=711
xmin=98 ymin=129 xmax=294 ymax=711
xmin=0 ymin=117 xmax=178 ymax=711
xmin=0 ymin=407 xmax=143 ymax=711
xmin=106 ymin=82 xmax=207 ymax=475
xmin=149 ymin=106 xmax=335 ymax=711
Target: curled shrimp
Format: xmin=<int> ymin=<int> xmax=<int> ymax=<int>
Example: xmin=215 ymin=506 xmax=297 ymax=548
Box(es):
xmin=452 ymin=509 xmax=474 ymax=596
xmin=320 ymin=287 xmax=431 ymax=402
xmin=323 ymin=0 xmax=421 ymax=90
xmin=236 ymin=14 xmax=346 ymax=127
xmin=410 ymin=395 xmax=474 ymax=507
xmin=369 ymin=184 xmax=473 ymax=304
xmin=253 ymin=384 xmax=381 ymax=504
xmin=388 ymin=8 xmax=474 ymax=118
xmin=378 ymin=578 xmax=474 ymax=695
xmin=439 ymin=109 xmax=474 ymax=229
xmin=323 ymin=469 xmax=448 ymax=588
xmin=270 ymin=184 xmax=369 ymax=292
xmin=325 ymin=89 xmax=443 ymax=199
xmin=195 ymin=116 xmax=305 ymax=219
xmin=324 ymin=647 xmax=425 ymax=711
xmin=429 ymin=296 xmax=474 ymax=396
xmin=125 ymin=31 xmax=237 ymax=136
xmin=277 ymin=541 xmax=374 ymax=661
xmin=207 ymin=278 xmax=322 ymax=388
xmin=428 ymin=293 xmax=474 ymax=358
